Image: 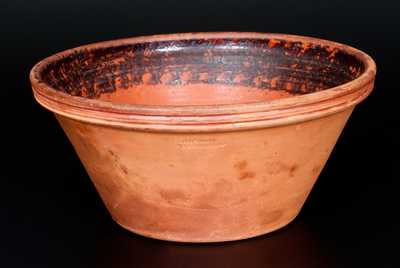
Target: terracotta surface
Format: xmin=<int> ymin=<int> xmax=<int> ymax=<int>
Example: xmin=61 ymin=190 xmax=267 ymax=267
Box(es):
xmin=30 ymin=32 xmax=376 ymax=242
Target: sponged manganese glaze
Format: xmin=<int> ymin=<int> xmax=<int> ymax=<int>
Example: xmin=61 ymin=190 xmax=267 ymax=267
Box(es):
xmin=30 ymin=32 xmax=376 ymax=242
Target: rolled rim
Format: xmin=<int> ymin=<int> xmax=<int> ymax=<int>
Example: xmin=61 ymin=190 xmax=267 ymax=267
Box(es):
xmin=30 ymin=32 xmax=376 ymax=132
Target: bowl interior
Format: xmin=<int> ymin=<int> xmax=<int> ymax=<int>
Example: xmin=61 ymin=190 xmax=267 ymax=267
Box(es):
xmin=40 ymin=37 xmax=364 ymax=106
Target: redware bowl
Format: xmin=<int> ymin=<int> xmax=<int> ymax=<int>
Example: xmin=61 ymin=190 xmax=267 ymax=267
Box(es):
xmin=30 ymin=32 xmax=376 ymax=242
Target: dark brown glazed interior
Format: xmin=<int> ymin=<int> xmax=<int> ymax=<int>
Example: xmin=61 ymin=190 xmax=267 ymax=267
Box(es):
xmin=39 ymin=38 xmax=364 ymax=106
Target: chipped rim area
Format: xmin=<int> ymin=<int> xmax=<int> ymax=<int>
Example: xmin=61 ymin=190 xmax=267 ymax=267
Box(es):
xmin=30 ymin=32 xmax=376 ymax=132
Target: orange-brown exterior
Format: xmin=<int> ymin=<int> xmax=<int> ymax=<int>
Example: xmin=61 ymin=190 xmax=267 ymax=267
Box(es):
xmin=30 ymin=32 xmax=376 ymax=242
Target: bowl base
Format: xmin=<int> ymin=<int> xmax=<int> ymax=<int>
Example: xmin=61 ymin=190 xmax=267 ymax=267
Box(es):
xmin=111 ymin=212 xmax=301 ymax=243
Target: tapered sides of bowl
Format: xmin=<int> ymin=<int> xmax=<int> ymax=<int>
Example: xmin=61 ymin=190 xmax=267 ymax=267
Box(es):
xmin=55 ymin=106 xmax=353 ymax=242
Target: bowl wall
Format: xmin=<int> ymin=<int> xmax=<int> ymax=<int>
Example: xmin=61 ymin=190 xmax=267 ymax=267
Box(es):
xmin=56 ymin=107 xmax=352 ymax=242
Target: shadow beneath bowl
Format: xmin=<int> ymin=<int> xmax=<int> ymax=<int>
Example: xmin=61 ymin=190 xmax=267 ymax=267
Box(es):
xmin=91 ymin=218 xmax=335 ymax=268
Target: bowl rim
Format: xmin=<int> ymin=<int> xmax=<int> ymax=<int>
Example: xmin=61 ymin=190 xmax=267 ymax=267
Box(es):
xmin=30 ymin=32 xmax=376 ymax=131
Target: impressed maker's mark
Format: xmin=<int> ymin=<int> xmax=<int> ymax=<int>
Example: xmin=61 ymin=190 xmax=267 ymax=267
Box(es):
xmin=177 ymin=138 xmax=227 ymax=149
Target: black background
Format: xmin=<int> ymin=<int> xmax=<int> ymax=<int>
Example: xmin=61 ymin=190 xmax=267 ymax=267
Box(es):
xmin=1 ymin=0 xmax=399 ymax=267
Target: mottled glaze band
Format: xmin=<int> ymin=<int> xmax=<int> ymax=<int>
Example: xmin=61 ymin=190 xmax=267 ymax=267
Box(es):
xmin=39 ymin=38 xmax=363 ymax=97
